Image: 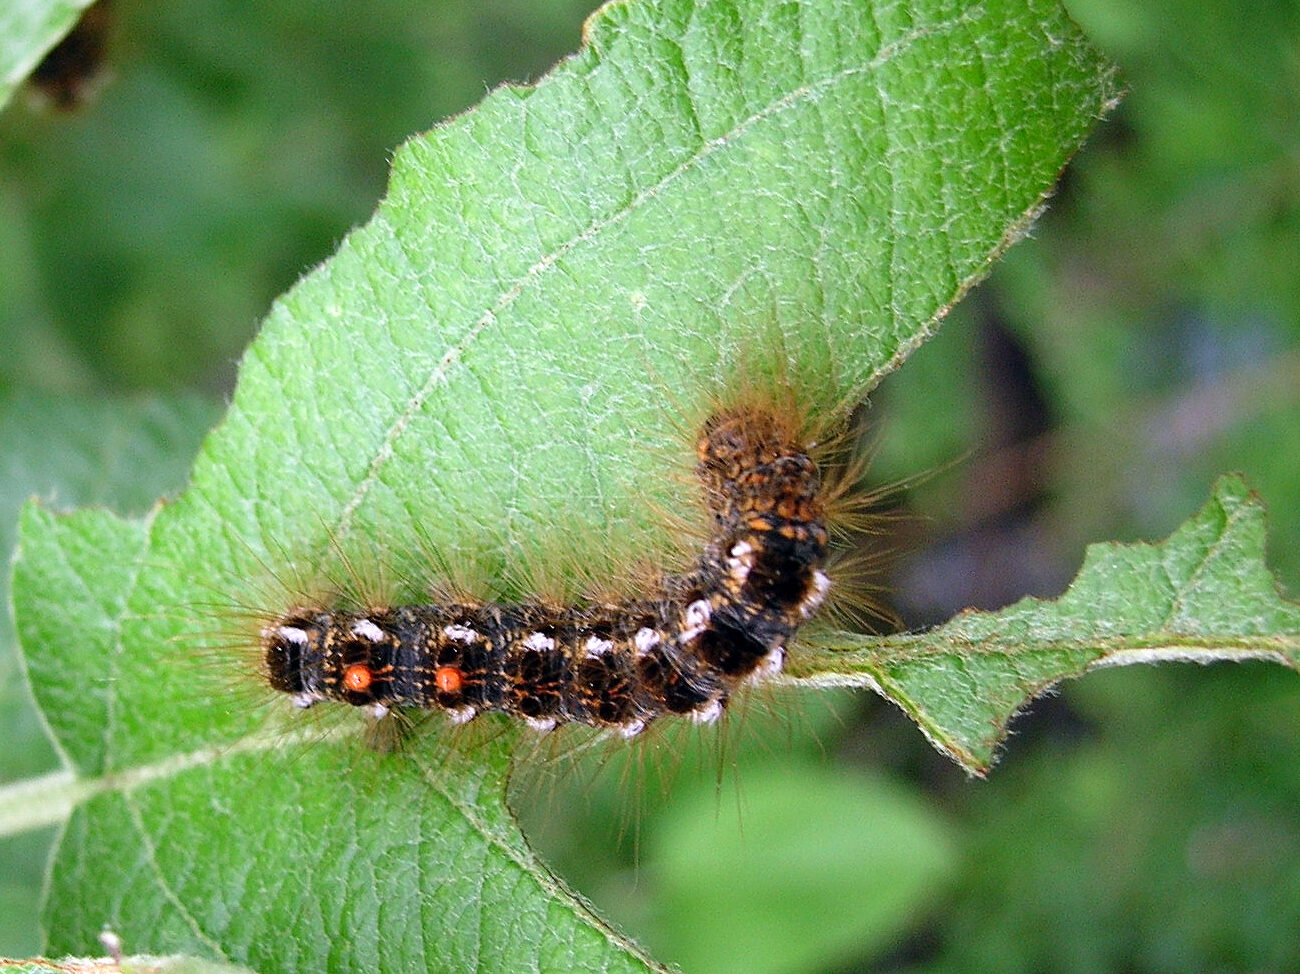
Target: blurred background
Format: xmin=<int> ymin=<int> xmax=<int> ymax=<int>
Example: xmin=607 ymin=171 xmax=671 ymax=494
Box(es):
xmin=2 ymin=0 xmax=1298 ymax=971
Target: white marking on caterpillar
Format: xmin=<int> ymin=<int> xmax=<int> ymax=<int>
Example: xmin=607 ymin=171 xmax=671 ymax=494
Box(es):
xmin=351 ymin=618 xmax=385 ymax=642
xmin=727 ymin=540 xmax=754 ymax=583
xmin=524 ymin=716 xmax=557 ymax=734
xmin=584 ymin=635 xmax=614 ymax=656
xmin=269 ymin=625 xmax=308 ymax=646
xmin=523 ymin=631 xmax=555 ymax=653
xmin=615 ymin=718 xmax=646 ymax=739
xmin=634 ymin=627 xmax=661 ymax=655
xmin=748 ymin=646 xmax=786 ymax=682
xmin=799 ymin=570 xmax=832 ymax=617
xmin=690 ymin=699 xmax=724 ymax=724
xmin=445 ymin=705 xmax=477 ymax=725
xmin=680 ymin=599 xmax=712 ymax=642
xmin=442 ymin=624 xmax=478 ymax=643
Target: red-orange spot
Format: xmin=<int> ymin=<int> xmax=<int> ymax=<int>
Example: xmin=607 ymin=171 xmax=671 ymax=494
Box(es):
xmin=343 ymin=664 xmax=373 ymax=692
xmin=435 ymin=666 xmax=463 ymax=695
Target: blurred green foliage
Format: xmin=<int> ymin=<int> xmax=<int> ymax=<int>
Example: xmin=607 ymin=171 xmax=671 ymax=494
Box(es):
xmin=0 ymin=0 xmax=597 ymax=394
xmin=872 ymin=0 xmax=1300 ymax=969
xmin=2 ymin=0 xmax=1298 ymax=971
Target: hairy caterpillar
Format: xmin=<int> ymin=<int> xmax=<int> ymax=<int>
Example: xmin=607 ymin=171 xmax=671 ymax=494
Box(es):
xmin=259 ymin=403 xmax=834 ymax=737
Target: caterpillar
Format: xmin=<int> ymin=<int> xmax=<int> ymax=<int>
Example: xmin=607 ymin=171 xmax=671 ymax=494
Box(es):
xmin=259 ymin=404 xmax=832 ymax=737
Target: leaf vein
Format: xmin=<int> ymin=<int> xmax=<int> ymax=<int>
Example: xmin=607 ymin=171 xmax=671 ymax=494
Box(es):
xmin=1160 ymin=496 xmax=1249 ymax=631
xmin=332 ymin=5 xmax=985 ymax=542
xmin=121 ymin=788 xmax=229 ymax=960
xmin=411 ymin=758 xmax=662 ymax=970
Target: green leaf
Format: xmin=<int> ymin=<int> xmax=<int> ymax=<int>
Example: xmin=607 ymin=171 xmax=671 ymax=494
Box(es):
xmin=647 ymin=764 xmax=957 ymax=974
xmin=794 ymin=475 xmax=1300 ymax=773
xmin=8 ymin=0 xmax=1116 ymax=970
xmin=0 ymin=393 xmax=220 ymax=957
xmin=0 ymin=956 xmax=257 ymax=974
xmin=0 ymin=0 xmax=97 ymax=110
xmin=0 ymin=391 xmax=219 ymax=784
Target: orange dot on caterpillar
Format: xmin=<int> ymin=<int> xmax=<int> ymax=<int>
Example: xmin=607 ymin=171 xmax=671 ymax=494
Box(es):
xmin=435 ymin=666 xmax=464 ymax=695
xmin=343 ymin=664 xmax=373 ymax=693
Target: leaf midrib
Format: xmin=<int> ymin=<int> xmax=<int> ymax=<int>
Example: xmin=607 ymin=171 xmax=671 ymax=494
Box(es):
xmin=2 ymin=722 xmax=665 ymax=970
xmin=791 ymin=632 xmax=1300 ymax=675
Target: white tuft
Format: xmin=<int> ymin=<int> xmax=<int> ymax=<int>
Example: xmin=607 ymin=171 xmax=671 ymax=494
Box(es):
xmin=366 ymin=703 xmax=390 ymax=720
xmin=290 ymin=692 xmax=319 ymax=709
xmin=689 ymin=698 xmax=724 ymax=724
xmin=748 ymin=646 xmax=786 ymax=682
xmin=584 ymin=635 xmax=614 ymax=656
xmin=799 ymin=570 xmax=832 ymax=617
xmin=634 ymin=628 xmax=662 ymax=654
xmin=524 ymin=716 xmax=558 ymax=734
xmin=523 ymin=631 xmax=556 ymax=653
xmin=679 ymin=599 xmax=712 ymax=642
xmin=727 ymin=540 xmax=755 ymax=583
xmin=615 ymin=719 xmax=646 ymax=739
xmin=268 ymin=625 xmax=308 ymax=646
xmin=446 ymin=705 xmax=477 ymax=725
xmin=442 ymin=624 xmax=478 ymax=643
xmin=350 ymin=618 xmax=385 ymax=643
